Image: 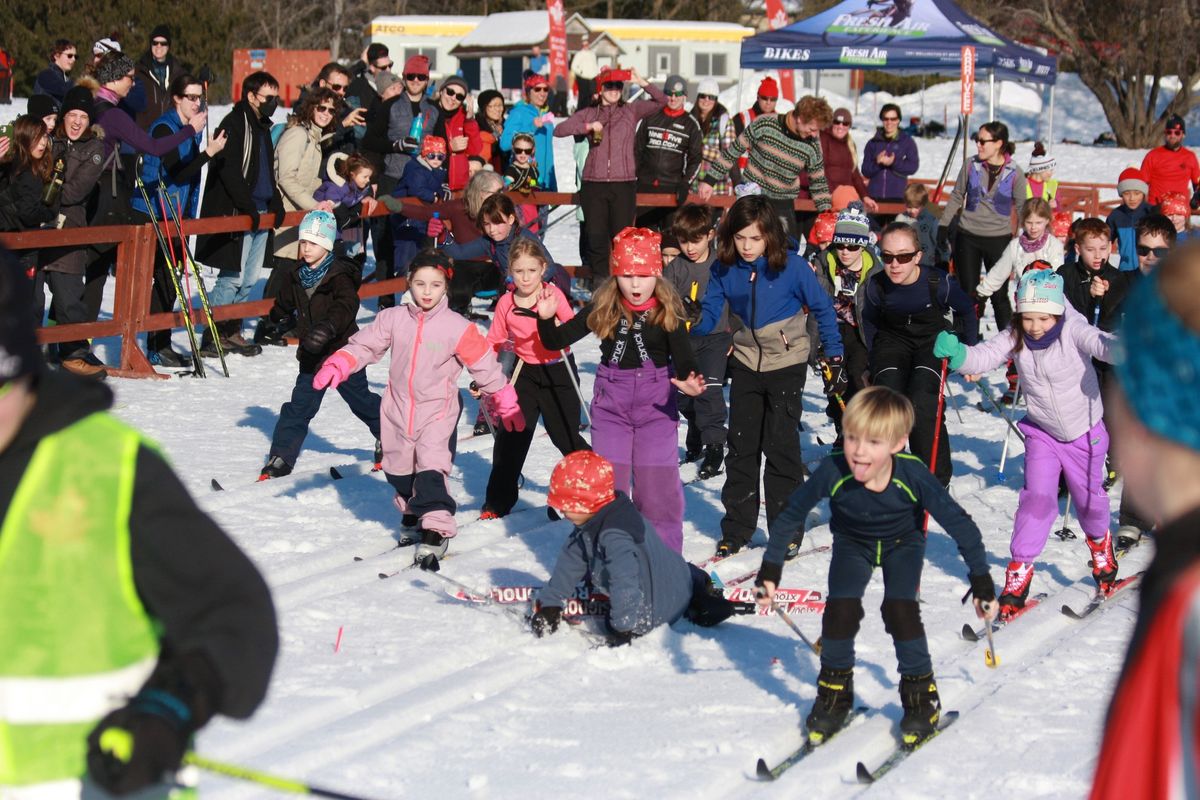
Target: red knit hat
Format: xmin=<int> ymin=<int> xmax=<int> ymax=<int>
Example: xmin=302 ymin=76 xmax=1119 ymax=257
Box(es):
xmin=757 ymin=77 xmax=779 ymax=99
xmin=809 ymin=211 xmax=838 ymax=246
xmin=403 ymin=54 xmax=430 ymax=76
xmin=547 ymin=451 xmax=615 ymax=514
xmin=1116 ymin=167 xmax=1149 ymax=196
xmin=1052 ymin=211 xmax=1072 ymax=239
xmin=1160 ymin=191 xmax=1190 ymax=217
xmin=610 ymin=227 xmax=662 ymax=277
xmin=524 ymin=73 xmax=550 ymax=91
xmin=422 ymin=135 xmax=447 ymax=157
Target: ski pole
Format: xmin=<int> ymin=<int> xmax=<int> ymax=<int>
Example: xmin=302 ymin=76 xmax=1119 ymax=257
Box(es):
xmin=923 ymin=357 xmax=949 ymax=533
xmin=998 ymin=375 xmax=1022 ymax=477
xmin=155 ymin=190 xmax=206 ymax=378
xmin=1055 ymin=495 xmax=1076 ymax=540
xmin=758 ymin=587 xmax=820 ymax=654
xmin=182 ymin=753 xmax=380 ymax=800
xmin=981 ymin=602 xmax=999 ymax=667
xmin=560 ymin=351 xmax=592 ymax=425
xmin=944 ymin=375 xmax=963 ymax=424
xmin=975 ymin=377 xmax=1026 ymax=442
xmin=932 ymin=118 xmax=964 ymax=203
xmin=163 ymin=193 xmax=230 ymax=377
xmin=820 ymin=360 xmax=846 ymax=413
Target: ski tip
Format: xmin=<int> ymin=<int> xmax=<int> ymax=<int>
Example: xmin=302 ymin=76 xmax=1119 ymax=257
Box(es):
xmin=1061 ymin=604 xmax=1083 ymax=619
xmin=754 ymin=758 xmax=774 ymax=781
xmin=377 ymin=572 xmax=390 ymax=580
xmin=960 ymin=623 xmax=979 ymax=642
xmin=353 ymin=556 xmax=364 ymax=562
xmin=856 ymin=761 xmax=874 ymax=784
xmin=330 ymin=467 xmax=343 ymax=480
xmin=210 ymin=478 xmax=223 ymax=492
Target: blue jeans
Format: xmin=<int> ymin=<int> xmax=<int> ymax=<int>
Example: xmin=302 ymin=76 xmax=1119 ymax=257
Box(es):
xmin=209 ymin=229 xmax=270 ymax=308
xmin=269 ymin=369 xmax=382 ymax=467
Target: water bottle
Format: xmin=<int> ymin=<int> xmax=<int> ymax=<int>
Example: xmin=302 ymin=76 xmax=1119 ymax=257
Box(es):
xmin=431 ymin=211 xmax=442 ymax=246
xmin=407 ymin=113 xmax=425 ymax=153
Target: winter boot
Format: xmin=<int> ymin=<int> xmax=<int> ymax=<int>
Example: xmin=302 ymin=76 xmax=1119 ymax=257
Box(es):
xmin=373 ymin=439 xmax=383 ymax=471
xmin=199 ymin=326 xmax=220 ymax=358
xmin=473 ymin=408 xmax=490 ymax=437
xmin=60 ymin=352 xmax=108 ymax=380
xmin=1086 ymin=530 xmax=1119 ymax=589
xmin=148 ymin=348 xmax=193 ymax=369
xmin=258 ymin=456 xmax=292 ymax=481
xmin=696 ymin=444 xmax=724 ymax=480
xmin=785 ymin=534 xmax=805 ymax=561
xmin=998 ymin=561 xmax=1034 ymax=617
xmin=714 ymin=539 xmax=741 ymax=559
xmin=1116 ymin=524 xmax=1144 ymax=552
xmin=223 ymin=330 xmax=263 ymax=357
xmin=414 ymin=529 xmax=449 ymax=571
xmin=898 ymin=673 xmax=941 ymax=748
xmin=805 ymin=667 xmax=854 ymax=746
xmin=679 ymin=445 xmax=702 ymax=465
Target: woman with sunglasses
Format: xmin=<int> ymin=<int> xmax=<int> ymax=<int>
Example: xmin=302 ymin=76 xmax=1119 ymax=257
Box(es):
xmin=938 ymin=121 xmax=1027 ymax=336
xmin=820 ymin=107 xmax=877 ymax=213
xmin=862 ymin=103 xmax=919 ymax=206
xmin=862 ymin=222 xmax=978 ymax=488
xmin=689 ymin=78 xmax=735 ymax=197
xmin=555 ymin=65 xmax=666 ymax=287
xmin=476 ymin=89 xmax=507 ymax=173
xmin=502 ymin=74 xmax=557 ymax=192
xmin=32 ymin=39 xmax=76 ymax=104
xmin=271 ymin=88 xmax=340 ymax=278
xmin=412 ymin=76 xmax=481 ymax=192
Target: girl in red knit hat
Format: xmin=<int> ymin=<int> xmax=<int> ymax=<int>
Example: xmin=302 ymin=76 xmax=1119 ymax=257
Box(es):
xmin=535 ymin=227 xmax=705 ymax=553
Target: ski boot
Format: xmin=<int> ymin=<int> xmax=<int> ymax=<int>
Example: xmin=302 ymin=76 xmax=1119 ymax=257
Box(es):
xmin=998 ymin=561 xmax=1034 ymax=619
xmin=1115 ymin=524 xmax=1143 ymax=552
xmin=472 ymin=410 xmax=490 ymax=437
xmin=148 ymin=348 xmax=193 ymax=369
xmin=414 ymin=529 xmax=449 ymax=571
xmin=1086 ymin=530 xmax=1119 ymax=590
xmin=898 ymin=673 xmax=941 ymax=749
xmin=696 ymin=444 xmax=724 ymax=479
xmin=805 ymin=666 xmax=854 ymax=746
xmin=479 ymin=509 xmax=502 ymax=521
xmin=258 ymin=456 xmax=292 ymax=481
xmin=714 ymin=539 xmax=741 ymax=559
xmin=785 ymin=534 xmax=805 ymax=561
xmin=1103 ymin=455 xmax=1119 ymax=492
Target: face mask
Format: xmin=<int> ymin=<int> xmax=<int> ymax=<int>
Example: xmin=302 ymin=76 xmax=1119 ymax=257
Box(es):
xmin=258 ymin=97 xmax=279 ymax=119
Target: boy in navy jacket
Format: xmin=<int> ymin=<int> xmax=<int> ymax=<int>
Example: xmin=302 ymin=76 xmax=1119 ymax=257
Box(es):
xmin=390 ymin=135 xmax=449 ymax=277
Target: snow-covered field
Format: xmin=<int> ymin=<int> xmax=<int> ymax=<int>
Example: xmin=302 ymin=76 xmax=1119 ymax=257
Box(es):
xmin=5 ymin=75 xmax=1167 ymax=797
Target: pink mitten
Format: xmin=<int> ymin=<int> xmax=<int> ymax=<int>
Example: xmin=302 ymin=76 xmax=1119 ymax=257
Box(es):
xmin=312 ymin=350 xmax=356 ymax=390
xmin=427 ymin=216 xmax=445 ymax=238
xmin=488 ymin=384 xmax=525 ymax=432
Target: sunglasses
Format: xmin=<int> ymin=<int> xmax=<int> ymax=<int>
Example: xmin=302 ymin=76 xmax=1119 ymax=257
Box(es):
xmin=181 ymin=93 xmax=203 ymax=102
xmin=833 ymin=119 xmax=850 ymax=126
xmin=529 ymin=86 xmax=549 ymax=93
xmin=151 ymin=40 xmax=169 ymax=46
xmin=602 ymin=81 xmax=624 ymax=90
xmin=881 ymin=251 xmax=920 ymax=264
xmin=1136 ymin=244 xmax=1171 ymax=258
xmin=443 ymin=89 xmax=466 ymax=101
xmin=1166 ymin=128 xmax=1185 ymax=135
xmin=833 ymin=243 xmax=862 ymax=252
xmin=62 ymin=53 xmax=77 ymax=59
xmin=513 ymin=147 xmax=534 ymax=154
xmin=375 ymin=61 xmax=394 ymax=70
xmin=882 ymin=116 xmax=900 ymax=122
xmin=328 ymin=83 xmax=348 ymax=93
xmin=424 ymin=152 xmax=446 ymax=161
xmin=697 ymin=93 xmax=717 ymax=101
xmin=405 ymin=73 xmax=428 ymax=82
xmin=665 ymin=90 xmax=686 ymax=97
xmin=758 ymin=95 xmax=777 ymax=102
xmin=975 ymin=137 xmax=997 ymax=145
xmin=315 ymin=104 xmax=336 ymax=114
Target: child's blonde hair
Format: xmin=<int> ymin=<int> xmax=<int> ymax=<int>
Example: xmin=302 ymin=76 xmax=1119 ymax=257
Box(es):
xmin=508 ymin=237 xmax=547 ymax=275
xmin=587 ymin=277 xmax=686 ymax=340
xmin=1020 ymin=197 xmax=1053 ymax=225
xmin=841 ymin=386 xmax=914 ymax=444
xmin=902 ymin=183 xmax=929 ymax=208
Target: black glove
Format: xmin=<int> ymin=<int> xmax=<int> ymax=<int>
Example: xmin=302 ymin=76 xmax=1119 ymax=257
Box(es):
xmin=675 ymin=183 xmax=691 ymax=206
xmin=247 ymin=208 xmax=260 ymax=232
xmin=257 ymin=316 xmax=292 ymax=344
xmin=1191 ymin=187 xmax=1200 ymax=211
xmin=530 ymin=605 xmax=562 ymax=637
xmin=969 ymin=572 xmax=996 ymax=604
xmin=755 ymin=559 xmax=784 ymax=590
xmin=197 ymin=65 xmax=214 ymax=85
xmin=936 ymin=225 xmax=950 ymax=253
xmin=272 ymin=208 xmax=287 ymax=229
xmin=398 ymin=136 xmax=420 ymax=153
xmin=302 ymin=320 xmax=337 ymax=354
xmin=821 ymin=355 xmax=847 ymax=397
xmin=681 ymin=296 xmax=703 ymax=325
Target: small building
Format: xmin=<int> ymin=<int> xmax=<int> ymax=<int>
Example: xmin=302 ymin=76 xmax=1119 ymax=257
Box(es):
xmin=366 ymin=15 xmax=483 ymax=79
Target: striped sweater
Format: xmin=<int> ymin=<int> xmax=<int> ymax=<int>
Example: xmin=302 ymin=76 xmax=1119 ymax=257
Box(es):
xmin=702 ymin=113 xmax=832 ymax=210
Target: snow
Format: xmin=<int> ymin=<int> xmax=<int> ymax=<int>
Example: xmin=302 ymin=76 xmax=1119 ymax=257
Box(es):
xmin=5 ymin=87 xmax=1163 ymax=798
xmin=454 ymin=12 xmax=551 ymax=49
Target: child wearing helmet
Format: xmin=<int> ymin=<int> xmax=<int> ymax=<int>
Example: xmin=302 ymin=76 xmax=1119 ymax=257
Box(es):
xmin=258 ymin=209 xmax=384 ymax=482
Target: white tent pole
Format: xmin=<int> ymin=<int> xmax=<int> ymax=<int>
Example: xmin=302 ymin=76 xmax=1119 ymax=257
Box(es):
xmin=920 ymin=74 xmax=926 ymax=122
xmin=1047 ymin=84 xmax=1056 ymax=146
xmin=738 ymin=68 xmax=747 ymax=114
xmin=988 ymin=69 xmax=995 ymax=121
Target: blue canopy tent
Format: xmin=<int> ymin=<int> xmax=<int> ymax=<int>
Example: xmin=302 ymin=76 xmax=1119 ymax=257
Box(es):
xmin=739 ymin=0 xmax=1058 ymax=132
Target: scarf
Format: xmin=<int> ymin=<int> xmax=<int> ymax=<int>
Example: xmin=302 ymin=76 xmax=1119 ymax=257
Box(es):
xmin=611 ymin=301 xmax=656 ymax=365
xmin=1023 ymin=314 xmax=1065 ymax=350
xmin=621 ymin=296 xmax=658 ymax=312
xmin=299 ymin=253 xmax=334 ymax=290
xmin=1019 ymin=229 xmax=1050 ymax=254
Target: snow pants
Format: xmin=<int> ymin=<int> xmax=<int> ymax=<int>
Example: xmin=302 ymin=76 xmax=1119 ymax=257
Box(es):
xmin=1011 ymin=419 xmax=1111 ymax=562
xmin=591 ymin=364 xmax=684 ymax=553
xmin=384 ymin=395 xmax=463 ymax=537
xmin=871 ymin=332 xmax=952 ymax=487
xmin=269 ymin=369 xmax=382 ymax=468
xmin=678 ymin=331 xmax=731 ymax=451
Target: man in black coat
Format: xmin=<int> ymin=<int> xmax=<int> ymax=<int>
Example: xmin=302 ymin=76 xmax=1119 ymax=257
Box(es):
xmin=634 ymin=74 xmax=703 ymax=232
xmin=195 ymin=70 xmax=285 ymax=357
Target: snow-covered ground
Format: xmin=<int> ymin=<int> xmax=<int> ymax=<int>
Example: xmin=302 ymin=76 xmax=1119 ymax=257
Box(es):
xmin=4 ymin=79 xmax=1164 ymax=797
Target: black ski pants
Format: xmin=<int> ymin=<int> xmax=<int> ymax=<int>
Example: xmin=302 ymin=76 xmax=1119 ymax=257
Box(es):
xmin=679 ymin=331 xmax=732 ymax=451
xmin=953 ymin=230 xmax=1012 ymax=335
xmin=871 ymin=332 xmax=952 ymax=486
xmin=580 ymin=180 xmax=637 ymax=282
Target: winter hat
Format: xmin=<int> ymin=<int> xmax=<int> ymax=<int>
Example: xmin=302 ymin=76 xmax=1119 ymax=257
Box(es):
xmin=1026 ymin=259 xmax=1054 ymax=273
xmin=27 ymin=94 xmax=59 ymax=120
xmin=374 ymin=70 xmax=400 ymax=96
xmin=0 ymin=249 xmax=41 ymax=386
xmin=60 ymin=86 xmax=94 ymax=121
xmin=298 ymin=210 xmax=337 ymax=252
xmin=832 ymin=203 xmax=871 ymax=247
xmin=697 ymin=78 xmax=720 ymax=97
xmin=831 ymin=185 xmax=861 ymax=212
xmin=1117 ymin=167 xmax=1149 ymax=196
xmin=610 ymin=226 xmax=662 ymax=277
xmin=1027 ymin=142 xmax=1055 ymax=174
xmin=1052 ymin=211 xmax=1073 ymax=239
xmin=421 ymin=135 xmax=447 ymax=158
xmin=596 ymin=67 xmax=631 ymax=86
xmin=366 ymin=43 xmax=389 ymax=64
xmin=809 ymin=211 xmax=838 ymax=247
xmin=663 ymin=74 xmax=686 ymax=95
xmin=1160 ymin=191 xmax=1190 ymax=217
xmin=1165 ymin=113 xmax=1186 ymax=133
xmin=403 ymin=54 xmax=430 ymax=76
xmin=96 ymin=53 xmax=136 ymax=86
xmin=757 ymin=77 xmax=779 ymax=99
xmin=832 ymin=107 xmax=853 ymax=126
xmin=524 ymin=73 xmax=550 ymax=91
xmin=1016 ymin=270 xmax=1065 ymax=315
xmin=93 ymin=38 xmax=122 ymax=56
xmin=439 ymin=76 xmax=469 ymax=97
xmin=409 ymin=248 xmax=454 ymax=279
xmin=547 ymin=451 xmax=615 ymax=514
xmin=149 ymin=25 xmax=171 ymax=45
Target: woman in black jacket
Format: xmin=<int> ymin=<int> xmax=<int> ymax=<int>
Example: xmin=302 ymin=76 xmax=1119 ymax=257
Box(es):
xmin=1 ymin=115 xmax=59 ymax=326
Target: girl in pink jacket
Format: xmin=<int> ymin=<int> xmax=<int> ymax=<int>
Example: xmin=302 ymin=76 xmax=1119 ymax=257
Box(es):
xmin=933 ymin=270 xmax=1118 ymax=617
xmin=314 ymin=249 xmax=525 ymax=570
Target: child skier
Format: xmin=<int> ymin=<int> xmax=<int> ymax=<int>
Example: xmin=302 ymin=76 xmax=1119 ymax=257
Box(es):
xmin=258 ymin=210 xmax=384 ymax=480
xmin=976 ymin=197 xmax=1064 ymax=331
xmin=690 ymin=195 xmax=845 ymax=558
xmin=481 ymin=237 xmax=590 ymax=519
xmin=531 ymin=451 xmax=746 ymax=644
xmin=1059 ymin=218 xmax=1129 ymax=332
xmin=314 ymin=249 xmax=525 ymax=569
xmin=1106 ymin=167 xmax=1153 ymax=272
xmin=663 ymin=203 xmax=729 ymax=479
xmin=1025 ymin=142 xmax=1060 ymax=209
xmin=934 ymin=270 xmax=1118 ymax=613
xmin=536 ymin=227 xmax=705 ymax=554
xmin=895 ymin=183 xmax=939 ymax=269
xmin=756 ymin=386 xmax=995 ymax=747
xmin=502 ymin=131 xmax=541 ymax=231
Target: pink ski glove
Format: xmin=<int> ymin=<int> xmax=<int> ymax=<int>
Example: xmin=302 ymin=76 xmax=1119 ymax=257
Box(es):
xmin=312 ymin=350 xmax=356 ymax=390
xmin=487 ymin=384 xmax=525 ymax=432
xmin=427 ymin=217 xmax=445 ymax=239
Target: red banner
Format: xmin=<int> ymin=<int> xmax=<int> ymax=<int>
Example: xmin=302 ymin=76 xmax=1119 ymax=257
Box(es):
xmin=960 ymin=46 xmax=976 ymax=115
xmin=547 ymin=0 xmax=569 ymax=87
xmin=764 ymin=0 xmax=796 ymax=102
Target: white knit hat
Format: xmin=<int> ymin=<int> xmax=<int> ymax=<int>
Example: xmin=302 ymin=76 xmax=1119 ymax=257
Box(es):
xmin=1016 ymin=270 xmax=1065 ymax=315
xmin=697 ymin=78 xmax=720 ymax=97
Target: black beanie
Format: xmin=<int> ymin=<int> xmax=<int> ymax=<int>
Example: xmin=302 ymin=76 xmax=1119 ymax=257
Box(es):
xmin=1166 ymin=113 xmax=1187 ymax=133
xmin=60 ymin=86 xmax=94 ymax=120
xmin=366 ymin=43 xmax=389 ymax=63
xmin=149 ymin=25 xmax=171 ymax=45
xmin=0 ymin=249 xmax=41 ymax=386
xmin=27 ymin=94 xmax=59 ymax=120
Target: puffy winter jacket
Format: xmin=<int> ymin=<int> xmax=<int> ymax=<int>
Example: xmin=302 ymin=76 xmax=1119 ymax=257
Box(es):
xmin=976 ymin=234 xmax=1065 ymax=298
xmin=274 ymin=121 xmax=332 ymax=259
xmin=554 ymin=84 xmax=667 ymax=183
xmin=501 ymin=101 xmax=557 ymax=190
xmin=269 ymin=255 xmax=363 ymax=373
xmin=861 ymin=129 xmax=919 ymax=200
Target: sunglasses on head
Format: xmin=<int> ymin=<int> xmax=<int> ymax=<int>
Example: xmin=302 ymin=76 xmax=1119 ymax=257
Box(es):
xmin=697 ymin=93 xmax=717 ymax=101
xmin=881 ymin=250 xmax=919 ymax=264
xmin=514 ymin=147 xmax=534 ymax=154
xmin=405 ymin=73 xmax=428 ymax=82
xmin=833 ymin=243 xmax=862 ymax=252
xmin=443 ymin=89 xmax=466 ymax=101
xmin=1136 ymin=244 xmax=1171 ymax=258
xmin=602 ymin=81 xmax=623 ymax=90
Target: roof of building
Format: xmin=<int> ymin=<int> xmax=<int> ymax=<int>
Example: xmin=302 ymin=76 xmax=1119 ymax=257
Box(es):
xmin=369 ymin=16 xmax=484 ymax=38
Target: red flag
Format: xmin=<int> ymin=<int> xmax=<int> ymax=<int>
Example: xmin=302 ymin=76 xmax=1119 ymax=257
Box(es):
xmin=763 ymin=0 xmax=796 ymax=102
xmin=547 ymin=0 xmax=569 ymax=87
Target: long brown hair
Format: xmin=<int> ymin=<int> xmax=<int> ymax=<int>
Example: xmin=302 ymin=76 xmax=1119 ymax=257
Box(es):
xmin=12 ymin=116 xmax=52 ymax=182
xmin=716 ymin=195 xmax=788 ymax=272
xmin=587 ymin=276 xmax=685 ymax=340
xmin=295 ymin=87 xmax=341 ymax=132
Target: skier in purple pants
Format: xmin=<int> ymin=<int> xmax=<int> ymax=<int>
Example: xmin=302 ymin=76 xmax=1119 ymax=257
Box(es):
xmin=934 ymin=269 xmax=1119 ymax=617
xmin=537 ymin=227 xmax=705 ymax=552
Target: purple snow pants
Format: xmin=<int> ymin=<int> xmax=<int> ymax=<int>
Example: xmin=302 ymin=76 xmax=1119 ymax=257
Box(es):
xmin=591 ymin=364 xmax=684 ymax=552
xmin=1010 ymin=418 xmax=1111 ymax=562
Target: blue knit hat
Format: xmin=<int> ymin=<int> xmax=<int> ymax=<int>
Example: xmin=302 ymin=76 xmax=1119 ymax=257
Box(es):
xmin=1016 ymin=270 xmax=1065 ymax=315
xmin=298 ymin=210 xmax=337 ymax=252
xmin=832 ymin=202 xmax=871 ymax=247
